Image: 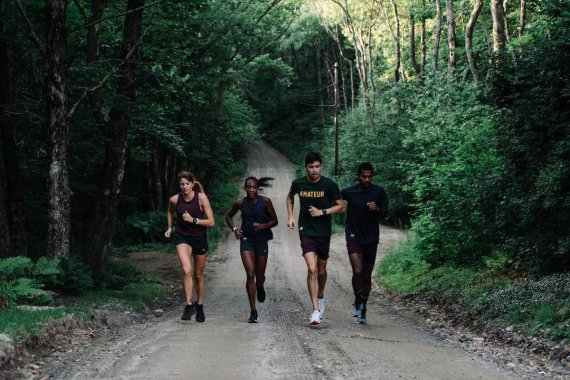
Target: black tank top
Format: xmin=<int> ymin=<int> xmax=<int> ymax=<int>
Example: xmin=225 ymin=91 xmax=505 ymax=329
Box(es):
xmin=175 ymin=192 xmax=206 ymax=237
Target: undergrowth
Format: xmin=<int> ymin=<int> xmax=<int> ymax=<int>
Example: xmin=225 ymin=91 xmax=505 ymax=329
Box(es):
xmin=378 ymin=234 xmax=570 ymax=341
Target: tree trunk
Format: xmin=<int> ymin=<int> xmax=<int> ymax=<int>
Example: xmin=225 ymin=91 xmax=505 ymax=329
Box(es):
xmin=152 ymin=141 xmax=164 ymax=211
xmin=465 ymin=0 xmax=483 ymax=82
xmin=502 ymin=0 xmax=510 ymax=40
xmin=491 ymin=0 xmax=507 ymax=63
xmin=45 ymin=0 xmax=71 ymax=259
xmin=389 ymin=0 xmax=401 ymax=82
xmin=433 ymin=0 xmax=442 ymax=74
xmin=446 ymin=0 xmax=457 ymax=81
xmin=408 ymin=5 xmax=420 ymax=75
xmin=83 ymin=0 xmax=145 ymax=282
xmin=0 ymin=14 xmax=26 ymax=257
xmin=420 ymin=7 xmax=426 ymax=75
xmin=518 ymin=0 xmax=526 ymax=37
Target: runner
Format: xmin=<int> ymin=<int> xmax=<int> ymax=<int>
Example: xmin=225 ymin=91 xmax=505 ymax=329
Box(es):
xmin=225 ymin=176 xmax=278 ymax=323
xmin=341 ymin=162 xmax=389 ymax=324
xmin=165 ymin=171 xmax=215 ymax=322
xmin=286 ymin=152 xmax=344 ymax=325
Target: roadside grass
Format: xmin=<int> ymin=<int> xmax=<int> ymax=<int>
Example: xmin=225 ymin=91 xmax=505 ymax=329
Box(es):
xmin=377 ymin=234 xmax=570 ymax=341
xmin=0 ymin=307 xmax=68 ymax=342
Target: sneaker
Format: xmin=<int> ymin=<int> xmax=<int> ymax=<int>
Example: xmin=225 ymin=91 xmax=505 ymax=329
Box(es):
xmin=248 ymin=309 xmax=258 ymax=323
xmin=310 ymin=310 xmax=321 ymax=325
xmin=256 ymin=284 xmax=266 ymax=303
xmin=181 ymin=304 xmax=196 ymax=320
xmin=195 ymin=304 xmax=205 ymax=322
xmin=357 ymin=307 xmax=368 ymax=324
xmin=352 ymin=301 xmax=363 ymax=317
xmin=317 ymin=297 xmax=325 ymax=319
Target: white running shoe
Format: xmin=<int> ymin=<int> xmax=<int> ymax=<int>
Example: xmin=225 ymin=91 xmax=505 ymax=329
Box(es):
xmin=352 ymin=302 xmax=363 ymax=317
xmin=318 ymin=297 xmax=325 ymax=319
xmin=310 ymin=310 xmax=321 ymax=325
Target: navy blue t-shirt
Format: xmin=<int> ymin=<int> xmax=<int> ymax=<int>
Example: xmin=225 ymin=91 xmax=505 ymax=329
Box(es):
xmin=341 ymin=184 xmax=389 ymax=244
xmin=240 ymin=195 xmax=273 ymax=244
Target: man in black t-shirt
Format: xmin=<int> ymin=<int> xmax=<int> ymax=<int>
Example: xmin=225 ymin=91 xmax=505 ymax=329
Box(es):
xmin=287 ymin=152 xmax=344 ymax=326
xmin=341 ymin=162 xmax=389 ymax=324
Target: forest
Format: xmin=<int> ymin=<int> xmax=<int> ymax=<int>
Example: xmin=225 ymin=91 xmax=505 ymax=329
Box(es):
xmin=0 ymin=0 xmax=569 ymax=338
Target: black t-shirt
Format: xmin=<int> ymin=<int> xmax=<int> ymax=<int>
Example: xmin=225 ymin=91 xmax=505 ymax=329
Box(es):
xmin=341 ymin=184 xmax=389 ymax=244
xmin=289 ymin=176 xmax=341 ymax=237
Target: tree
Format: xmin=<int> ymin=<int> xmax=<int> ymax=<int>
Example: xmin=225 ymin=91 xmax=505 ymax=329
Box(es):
xmin=433 ymin=0 xmax=443 ymax=73
xmin=44 ymin=0 xmax=71 ymax=259
xmin=446 ymin=0 xmax=457 ymax=80
xmin=465 ymin=0 xmax=483 ymax=82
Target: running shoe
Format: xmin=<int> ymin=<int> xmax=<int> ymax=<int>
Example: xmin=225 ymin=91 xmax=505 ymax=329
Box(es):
xmin=195 ymin=304 xmax=205 ymax=322
xmin=357 ymin=307 xmax=368 ymax=324
xmin=256 ymin=284 xmax=266 ymax=303
xmin=352 ymin=301 xmax=363 ymax=317
xmin=317 ymin=297 xmax=325 ymax=319
xmin=181 ymin=304 xmax=196 ymax=320
xmin=248 ymin=309 xmax=258 ymax=323
xmin=310 ymin=309 xmax=321 ymax=325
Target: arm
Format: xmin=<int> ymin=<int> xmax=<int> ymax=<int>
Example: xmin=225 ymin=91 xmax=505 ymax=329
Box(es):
xmin=308 ymin=198 xmax=344 ymax=217
xmin=286 ymin=192 xmax=296 ymax=229
xmin=164 ymin=195 xmax=177 ymax=238
xmin=225 ymin=199 xmax=243 ymax=239
xmin=195 ymin=193 xmax=215 ymax=227
xmin=254 ymin=197 xmax=278 ymax=231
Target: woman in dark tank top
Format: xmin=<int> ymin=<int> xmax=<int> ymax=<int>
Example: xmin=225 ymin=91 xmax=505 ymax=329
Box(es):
xmin=165 ymin=171 xmax=215 ymax=322
xmin=225 ymin=176 xmax=278 ymax=323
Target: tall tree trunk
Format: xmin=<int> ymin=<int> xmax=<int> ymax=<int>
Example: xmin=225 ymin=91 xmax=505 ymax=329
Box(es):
xmin=0 ymin=13 xmax=26 ymax=257
xmin=465 ymin=0 xmax=483 ymax=82
xmin=45 ymin=0 xmax=71 ymax=259
xmin=408 ymin=4 xmax=420 ymax=75
xmin=151 ymin=141 xmax=164 ymax=211
xmin=389 ymin=0 xmax=401 ymax=82
xmin=518 ymin=0 xmax=526 ymax=37
xmin=420 ymin=5 xmax=426 ymax=75
xmin=83 ymin=0 xmax=145 ymax=282
xmin=491 ymin=0 xmax=507 ymax=64
xmin=446 ymin=0 xmax=457 ymax=81
xmin=433 ymin=0 xmax=442 ymax=74
xmin=502 ymin=0 xmax=510 ymax=40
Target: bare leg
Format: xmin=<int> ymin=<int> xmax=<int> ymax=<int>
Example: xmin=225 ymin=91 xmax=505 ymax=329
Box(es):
xmin=255 ymin=255 xmax=268 ymax=287
xmin=362 ymin=250 xmax=378 ymax=298
xmin=241 ymin=251 xmax=256 ymax=310
xmin=349 ymin=252 xmax=364 ymax=295
xmin=193 ymin=254 xmax=207 ymax=305
xmin=317 ymin=257 xmax=328 ymax=298
xmin=303 ymin=252 xmax=319 ymax=310
xmin=176 ymin=244 xmax=193 ymax=304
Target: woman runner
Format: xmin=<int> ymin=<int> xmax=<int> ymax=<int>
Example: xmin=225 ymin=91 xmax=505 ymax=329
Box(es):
xmin=225 ymin=176 xmax=278 ymax=323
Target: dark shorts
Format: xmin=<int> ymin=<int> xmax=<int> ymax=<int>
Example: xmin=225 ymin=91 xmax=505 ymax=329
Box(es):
xmin=300 ymin=235 xmax=331 ymax=260
xmin=240 ymin=240 xmax=269 ymax=257
xmin=173 ymin=233 xmax=208 ymax=255
xmin=346 ymin=240 xmax=378 ymax=257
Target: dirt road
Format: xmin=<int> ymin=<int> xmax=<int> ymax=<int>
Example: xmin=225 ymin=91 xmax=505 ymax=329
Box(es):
xmin=48 ymin=140 xmax=515 ymax=379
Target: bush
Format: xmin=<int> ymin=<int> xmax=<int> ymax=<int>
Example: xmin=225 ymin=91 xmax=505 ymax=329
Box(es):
xmin=101 ymin=259 xmax=144 ymax=290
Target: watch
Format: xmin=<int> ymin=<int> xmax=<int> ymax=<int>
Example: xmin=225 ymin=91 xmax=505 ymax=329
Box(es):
xmin=232 ymin=226 xmax=238 ymax=232
xmin=322 ymin=208 xmax=327 ymax=215
xmin=192 ymin=217 xmax=198 ymax=225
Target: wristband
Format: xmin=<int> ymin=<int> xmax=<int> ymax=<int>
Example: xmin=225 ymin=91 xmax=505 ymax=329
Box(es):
xmin=192 ymin=217 xmax=198 ymax=225
xmin=322 ymin=208 xmax=327 ymax=215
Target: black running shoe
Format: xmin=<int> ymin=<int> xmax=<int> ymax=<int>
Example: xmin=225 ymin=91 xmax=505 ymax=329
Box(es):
xmin=195 ymin=304 xmax=205 ymax=322
xmin=181 ymin=304 xmax=196 ymax=320
xmin=248 ymin=309 xmax=258 ymax=323
xmin=256 ymin=284 xmax=266 ymax=303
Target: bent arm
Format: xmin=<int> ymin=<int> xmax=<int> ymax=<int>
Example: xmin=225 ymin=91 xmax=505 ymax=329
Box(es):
xmin=286 ymin=192 xmax=296 ymax=228
xmin=198 ymin=194 xmax=215 ymax=227
xmin=260 ymin=197 xmax=278 ymax=229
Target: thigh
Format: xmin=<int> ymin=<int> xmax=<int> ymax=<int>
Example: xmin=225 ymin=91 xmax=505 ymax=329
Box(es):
xmin=175 ymin=243 xmax=193 ymax=269
xmin=193 ymin=253 xmax=207 ymax=274
xmin=241 ymin=251 xmax=256 ymax=273
xmin=362 ymin=244 xmax=378 ymax=271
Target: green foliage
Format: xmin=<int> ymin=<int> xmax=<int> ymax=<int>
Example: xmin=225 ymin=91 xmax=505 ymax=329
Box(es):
xmin=55 ymin=255 xmax=94 ymax=295
xmin=0 ymin=307 xmax=68 ymax=342
xmin=0 ymin=257 xmax=61 ymax=307
xmin=100 ymin=259 xmax=144 ymax=290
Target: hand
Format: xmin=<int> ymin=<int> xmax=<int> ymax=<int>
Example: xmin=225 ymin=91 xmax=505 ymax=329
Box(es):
xmin=253 ymin=222 xmax=261 ymax=231
xmin=233 ymin=227 xmax=242 ymax=239
xmin=182 ymin=211 xmax=193 ymax=223
xmin=164 ymin=227 xmax=172 ymax=238
xmin=308 ymin=206 xmax=321 ymax=217
xmin=287 ymin=217 xmax=296 ymax=229
xmin=367 ymin=202 xmax=378 ymax=211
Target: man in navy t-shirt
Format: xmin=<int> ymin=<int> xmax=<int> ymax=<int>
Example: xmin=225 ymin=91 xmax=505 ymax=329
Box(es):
xmin=341 ymin=162 xmax=388 ymax=324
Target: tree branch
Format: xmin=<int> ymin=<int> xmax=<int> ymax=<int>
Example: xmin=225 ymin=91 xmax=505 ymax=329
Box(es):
xmin=14 ymin=0 xmax=45 ymax=57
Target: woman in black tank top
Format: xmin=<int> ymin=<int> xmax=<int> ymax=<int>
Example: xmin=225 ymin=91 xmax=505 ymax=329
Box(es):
xmin=165 ymin=171 xmax=215 ymax=322
xmin=225 ymin=176 xmax=278 ymax=323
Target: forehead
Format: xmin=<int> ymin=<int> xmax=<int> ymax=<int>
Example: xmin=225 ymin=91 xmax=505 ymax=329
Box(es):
xmin=359 ymin=170 xmax=373 ymax=176
xmin=245 ymin=179 xmax=257 ymax=186
xmin=306 ymin=161 xmax=322 ymax=167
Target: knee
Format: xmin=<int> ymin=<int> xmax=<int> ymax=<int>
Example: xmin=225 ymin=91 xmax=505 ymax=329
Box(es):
xmin=307 ymin=266 xmax=318 ymax=277
xmin=318 ymin=267 xmax=327 ymax=277
xmin=245 ymin=271 xmax=255 ymax=281
xmin=353 ymin=267 xmax=363 ymax=277
xmin=181 ymin=266 xmax=192 ymax=277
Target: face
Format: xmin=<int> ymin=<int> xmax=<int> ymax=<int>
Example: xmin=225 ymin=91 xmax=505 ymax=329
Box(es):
xmin=179 ymin=178 xmax=194 ymax=194
xmin=305 ymin=161 xmax=322 ymax=182
xmin=245 ymin=179 xmax=258 ymax=199
xmin=358 ymin=170 xmax=373 ymax=189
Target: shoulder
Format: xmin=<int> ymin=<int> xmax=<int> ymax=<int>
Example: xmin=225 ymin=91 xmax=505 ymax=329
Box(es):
xmin=198 ymin=192 xmax=210 ymax=202
xmin=341 ymin=184 xmax=358 ymax=195
xmin=169 ymin=193 xmax=180 ymax=203
xmin=262 ymin=195 xmax=273 ymax=205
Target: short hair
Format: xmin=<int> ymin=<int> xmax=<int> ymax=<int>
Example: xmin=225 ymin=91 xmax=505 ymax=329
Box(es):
xmin=304 ymin=152 xmax=323 ymax=166
xmin=357 ymin=162 xmax=374 ymax=175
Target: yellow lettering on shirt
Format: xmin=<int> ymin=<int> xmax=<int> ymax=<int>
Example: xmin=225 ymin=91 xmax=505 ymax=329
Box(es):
xmin=299 ymin=191 xmax=325 ymax=198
